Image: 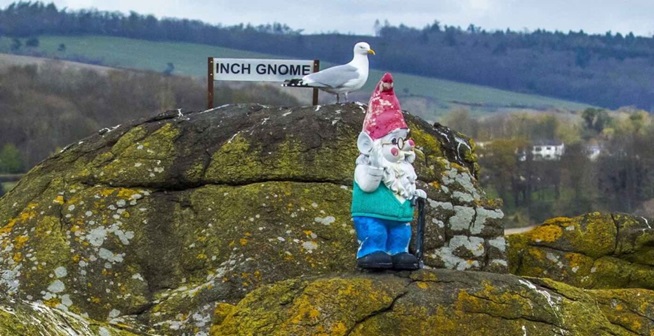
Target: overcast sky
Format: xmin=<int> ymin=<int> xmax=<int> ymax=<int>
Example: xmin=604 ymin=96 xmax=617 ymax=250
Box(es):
xmin=3 ymin=0 xmax=654 ymax=37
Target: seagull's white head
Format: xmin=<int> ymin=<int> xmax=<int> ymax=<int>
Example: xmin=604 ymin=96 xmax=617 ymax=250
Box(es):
xmin=354 ymin=42 xmax=375 ymax=56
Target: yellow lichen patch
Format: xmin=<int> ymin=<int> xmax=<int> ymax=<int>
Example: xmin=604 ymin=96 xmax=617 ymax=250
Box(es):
xmin=591 ymin=288 xmax=654 ymax=335
xmin=1 ymin=208 xmax=36 ymax=236
xmin=12 ymin=252 xmax=22 ymax=263
xmin=542 ymin=216 xmax=573 ymax=226
xmin=117 ymin=188 xmax=142 ymax=200
xmin=517 ymin=248 xmax=549 ymax=278
xmin=563 ymin=252 xmax=592 ymax=271
xmin=97 ymin=187 xmax=141 ymax=200
xmin=330 ymin=322 xmax=348 ymax=334
xmin=43 ymin=298 xmax=61 ymax=308
xmin=410 ymin=270 xmax=439 ymax=282
xmin=239 ymin=238 xmax=248 ymax=246
xmin=429 ymin=181 xmax=441 ymax=189
xmin=213 ymin=303 xmax=236 ymax=325
xmin=455 ymin=286 xmax=533 ymax=318
xmin=14 ymin=235 xmax=29 ymax=249
xmin=416 ymin=282 xmax=430 ymax=290
xmin=100 ymin=188 xmax=115 ymax=197
xmin=53 ymin=195 xmax=65 ymax=205
xmin=526 ymin=224 xmax=563 ymax=243
xmin=289 ymin=299 xmax=322 ymax=325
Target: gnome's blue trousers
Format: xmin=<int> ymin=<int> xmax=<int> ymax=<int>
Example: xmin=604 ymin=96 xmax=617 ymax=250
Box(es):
xmin=353 ymin=216 xmax=411 ymax=258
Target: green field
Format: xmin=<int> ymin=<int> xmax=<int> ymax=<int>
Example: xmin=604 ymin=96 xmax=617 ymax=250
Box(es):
xmin=0 ymin=35 xmax=592 ymax=118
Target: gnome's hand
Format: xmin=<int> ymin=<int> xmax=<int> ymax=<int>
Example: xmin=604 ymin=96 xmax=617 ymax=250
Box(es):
xmin=404 ymin=151 xmax=416 ymax=164
xmin=355 ymin=164 xmax=383 ymax=192
xmin=367 ymin=143 xmax=384 ymax=168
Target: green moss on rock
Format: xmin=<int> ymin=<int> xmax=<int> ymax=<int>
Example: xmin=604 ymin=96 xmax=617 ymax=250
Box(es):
xmin=0 ymin=103 xmax=505 ymax=335
xmin=213 ymin=270 xmax=635 ymax=336
xmin=508 ymin=212 xmax=654 ymax=290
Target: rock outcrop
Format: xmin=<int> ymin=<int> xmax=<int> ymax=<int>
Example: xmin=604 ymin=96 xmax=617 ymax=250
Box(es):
xmin=213 ymin=269 xmax=652 ymax=336
xmin=6 ymin=102 xmax=651 ymax=335
xmin=0 ymin=103 xmax=505 ymax=335
xmin=508 ymin=212 xmax=654 ymax=290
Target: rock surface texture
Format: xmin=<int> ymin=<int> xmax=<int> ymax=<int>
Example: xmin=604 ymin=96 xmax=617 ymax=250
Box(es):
xmin=508 ymin=212 xmax=654 ymax=290
xmin=213 ymin=269 xmax=651 ymax=336
xmin=0 ymin=103 xmax=505 ymax=335
xmin=1 ymin=103 xmax=653 ymax=335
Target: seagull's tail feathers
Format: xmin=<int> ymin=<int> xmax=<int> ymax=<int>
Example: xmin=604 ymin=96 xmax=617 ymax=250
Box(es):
xmin=282 ymin=78 xmax=310 ymax=87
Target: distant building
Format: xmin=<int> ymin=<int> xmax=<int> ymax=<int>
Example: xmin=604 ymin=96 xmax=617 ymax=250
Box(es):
xmin=531 ymin=141 xmax=565 ymax=161
xmin=479 ymin=139 xmax=600 ymax=162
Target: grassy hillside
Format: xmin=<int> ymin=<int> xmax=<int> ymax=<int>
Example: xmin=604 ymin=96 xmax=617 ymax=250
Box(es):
xmin=0 ymin=35 xmax=592 ymax=120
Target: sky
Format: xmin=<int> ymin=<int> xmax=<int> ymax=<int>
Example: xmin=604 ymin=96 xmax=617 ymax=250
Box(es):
xmin=3 ymin=0 xmax=654 ymax=38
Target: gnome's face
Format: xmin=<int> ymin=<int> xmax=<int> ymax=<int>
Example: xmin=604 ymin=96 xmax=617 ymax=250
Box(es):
xmin=377 ymin=128 xmax=415 ymax=163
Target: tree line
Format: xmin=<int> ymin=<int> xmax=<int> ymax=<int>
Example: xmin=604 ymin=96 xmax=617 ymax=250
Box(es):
xmin=443 ymin=107 xmax=654 ymax=225
xmin=1 ymin=1 xmax=654 ymax=110
xmin=1 ymin=59 xmax=652 ymax=226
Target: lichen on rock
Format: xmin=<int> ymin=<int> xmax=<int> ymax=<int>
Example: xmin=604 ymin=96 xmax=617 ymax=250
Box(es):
xmin=212 ymin=269 xmax=637 ymax=336
xmin=0 ymin=103 xmax=504 ymax=334
xmin=508 ymin=212 xmax=654 ymax=290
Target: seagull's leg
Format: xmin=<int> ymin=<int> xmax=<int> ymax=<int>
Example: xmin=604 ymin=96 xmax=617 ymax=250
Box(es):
xmin=336 ymin=94 xmax=340 ymax=104
xmin=344 ymin=92 xmax=349 ymax=102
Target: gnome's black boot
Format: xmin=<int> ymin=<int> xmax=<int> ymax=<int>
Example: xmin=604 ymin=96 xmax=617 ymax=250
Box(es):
xmin=392 ymin=252 xmax=420 ymax=270
xmin=357 ymin=251 xmax=393 ymax=270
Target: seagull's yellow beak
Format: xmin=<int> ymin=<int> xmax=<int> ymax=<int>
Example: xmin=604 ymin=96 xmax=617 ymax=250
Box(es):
xmin=368 ymin=49 xmax=376 ymax=55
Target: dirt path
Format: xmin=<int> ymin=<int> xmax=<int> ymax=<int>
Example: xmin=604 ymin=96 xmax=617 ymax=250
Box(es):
xmin=504 ymin=225 xmax=537 ymax=235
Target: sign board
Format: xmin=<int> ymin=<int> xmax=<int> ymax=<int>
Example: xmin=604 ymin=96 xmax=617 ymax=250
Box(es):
xmin=207 ymin=57 xmax=320 ymax=108
xmin=212 ymin=58 xmax=314 ymax=82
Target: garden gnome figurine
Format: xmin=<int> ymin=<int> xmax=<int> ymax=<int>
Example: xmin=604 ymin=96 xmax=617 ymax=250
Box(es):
xmin=351 ymin=72 xmax=427 ymax=270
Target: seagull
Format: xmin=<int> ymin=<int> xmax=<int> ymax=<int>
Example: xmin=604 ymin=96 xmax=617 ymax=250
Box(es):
xmin=283 ymin=42 xmax=375 ymax=103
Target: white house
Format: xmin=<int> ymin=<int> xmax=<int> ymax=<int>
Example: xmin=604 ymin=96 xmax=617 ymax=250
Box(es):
xmin=532 ymin=142 xmax=565 ymax=161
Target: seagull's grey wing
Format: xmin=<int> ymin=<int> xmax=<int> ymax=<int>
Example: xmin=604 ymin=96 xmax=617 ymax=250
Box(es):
xmin=305 ymin=64 xmax=359 ymax=88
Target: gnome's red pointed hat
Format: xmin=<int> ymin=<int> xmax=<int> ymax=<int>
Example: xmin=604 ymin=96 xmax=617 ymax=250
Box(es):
xmin=362 ymin=73 xmax=407 ymax=140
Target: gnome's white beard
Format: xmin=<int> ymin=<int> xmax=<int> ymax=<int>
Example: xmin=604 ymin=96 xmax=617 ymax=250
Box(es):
xmin=376 ymin=150 xmax=417 ymax=202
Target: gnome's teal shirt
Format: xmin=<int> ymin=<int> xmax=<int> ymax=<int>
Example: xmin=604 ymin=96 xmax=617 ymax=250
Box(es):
xmin=351 ymin=182 xmax=414 ymax=222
